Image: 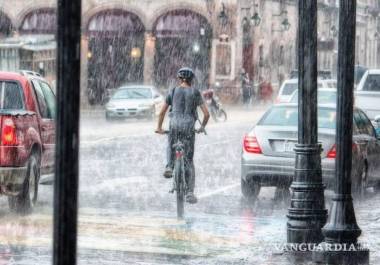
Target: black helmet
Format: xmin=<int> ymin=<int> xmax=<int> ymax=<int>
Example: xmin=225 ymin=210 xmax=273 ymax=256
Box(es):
xmin=177 ymin=67 xmax=194 ymax=82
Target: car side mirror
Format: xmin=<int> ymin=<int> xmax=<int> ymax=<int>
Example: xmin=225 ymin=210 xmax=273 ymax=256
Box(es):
xmin=375 ymin=115 xmax=380 ymax=126
xmin=376 ymin=127 xmax=380 ymax=140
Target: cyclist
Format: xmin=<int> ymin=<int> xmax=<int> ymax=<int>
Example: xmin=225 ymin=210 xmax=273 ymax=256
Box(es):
xmin=155 ymin=67 xmax=210 ymax=204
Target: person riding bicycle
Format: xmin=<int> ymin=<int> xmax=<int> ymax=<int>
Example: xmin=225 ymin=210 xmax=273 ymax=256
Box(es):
xmin=155 ymin=67 xmax=210 ymax=204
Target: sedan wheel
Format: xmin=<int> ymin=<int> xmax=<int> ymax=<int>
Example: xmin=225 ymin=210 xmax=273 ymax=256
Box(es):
xmin=353 ymin=164 xmax=367 ymax=199
xmin=241 ymin=178 xmax=260 ymax=201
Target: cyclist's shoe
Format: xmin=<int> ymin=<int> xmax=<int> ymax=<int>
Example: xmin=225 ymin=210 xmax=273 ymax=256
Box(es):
xmin=186 ymin=192 xmax=198 ymax=204
xmin=163 ymin=167 xmax=173 ymax=178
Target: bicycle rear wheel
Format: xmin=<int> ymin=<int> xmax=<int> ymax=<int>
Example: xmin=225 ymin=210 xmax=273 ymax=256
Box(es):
xmin=174 ymin=159 xmax=185 ymax=219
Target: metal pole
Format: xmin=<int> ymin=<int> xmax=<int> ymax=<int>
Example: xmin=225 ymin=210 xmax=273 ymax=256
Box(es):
xmin=287 ymin=0 xmax=327 ymax=245
xmin=313 ymin=1 xmax=369 ymax=264
xmin=53 ymin=0 xmax=81 ymax=264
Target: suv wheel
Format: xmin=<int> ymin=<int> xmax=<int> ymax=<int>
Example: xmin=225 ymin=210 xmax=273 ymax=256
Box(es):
xmin=8 ymin=154 xmax=40 ymax=214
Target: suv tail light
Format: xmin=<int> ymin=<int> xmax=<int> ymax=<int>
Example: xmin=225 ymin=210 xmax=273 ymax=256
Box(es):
xmin=326 ymin=143 xmax=357 ymax=159
xmin=2 ymin=118 xmax=17 ymax=145
xmin=243 ymin=134 xmax=262 ymax=154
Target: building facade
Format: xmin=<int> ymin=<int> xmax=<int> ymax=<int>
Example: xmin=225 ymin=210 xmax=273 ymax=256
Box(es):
xmin=0 ymin=0 xmax=379 ymax=105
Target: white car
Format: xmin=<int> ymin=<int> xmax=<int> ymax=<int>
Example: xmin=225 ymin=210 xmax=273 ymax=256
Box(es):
xmin=355 ymin=69 xmax=380 ymax=120
xmin=105 ymin=85 xmax=164 ymax=120
xmin=276 ymin=78 xmax=337 ymax=103
xmin=289 ymin=88 xmax=337 ymax=104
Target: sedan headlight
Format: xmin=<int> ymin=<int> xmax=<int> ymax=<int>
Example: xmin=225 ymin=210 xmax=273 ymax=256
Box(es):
xmin=106 ymin=103 xmax=116 ymax=109
xmin=139 ymin=103 xmax=152 ymax=108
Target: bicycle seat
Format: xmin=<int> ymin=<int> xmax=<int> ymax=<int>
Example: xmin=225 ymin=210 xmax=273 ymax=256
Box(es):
xmin=173 ymin=142 xmax=184 ymax=149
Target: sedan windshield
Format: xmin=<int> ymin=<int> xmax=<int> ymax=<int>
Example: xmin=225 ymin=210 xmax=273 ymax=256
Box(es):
xmin=259 ymin=106 xmax=336 ymax=129
xmin=112 ymin=88 xmax=152 ymax=99
xmin=281 ymin=83 xmax=298 ymax=95
xmin=362 ymin=74 xmax=380 ymax=92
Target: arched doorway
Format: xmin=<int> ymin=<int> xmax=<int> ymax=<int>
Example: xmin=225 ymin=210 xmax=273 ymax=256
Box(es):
xmin=0 ymin=12 xmax=13 ymax=37
xmin=19 ymin=8 xmax=57 ymax=34
xmin=153 ymin=10 xmax=212 ymax=90
xmin=86 ymin=10 xmax=145 ymax=105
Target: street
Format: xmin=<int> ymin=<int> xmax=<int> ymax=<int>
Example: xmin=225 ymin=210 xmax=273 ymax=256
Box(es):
xmin=0 ymin=106 xmax=376 ymax=264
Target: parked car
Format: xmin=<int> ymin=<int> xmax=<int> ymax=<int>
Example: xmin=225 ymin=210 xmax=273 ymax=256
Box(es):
xmin=289 ymin=88 xmax=337 ymax=104
xmin=241 ymin=103 xmax=380 ymax=199
xmin=289 ymin=69 xmax=332 ymax=79
xmin=355 ymin=69 xmax=380 ymax=120
xmin=105 ymin=85 xmax=164 ymax=120
xmin=0 ymin=71 xmax=56 ymax=213
xmin=276 ymin=79 xmax=337 ymax=103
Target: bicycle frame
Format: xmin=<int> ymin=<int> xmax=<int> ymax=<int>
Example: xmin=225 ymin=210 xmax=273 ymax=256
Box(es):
xmin=173 ymin=141 xmax=187 ymax=219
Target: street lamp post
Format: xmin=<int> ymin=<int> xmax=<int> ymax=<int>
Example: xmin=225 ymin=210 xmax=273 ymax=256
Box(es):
xmin=287 ymin=0 xmax=327 ymax=245
xmin=313 ymin=1 xmax=369 ymax=264
xmin=53 ymin=0 xmax=81 ymax=264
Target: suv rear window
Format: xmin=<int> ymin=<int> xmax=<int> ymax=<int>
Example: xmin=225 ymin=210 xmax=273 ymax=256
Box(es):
xmin=0 ymin=81 xmax=25 ymax=110
xmin=362 ymin=74 xmax=380 ymax=91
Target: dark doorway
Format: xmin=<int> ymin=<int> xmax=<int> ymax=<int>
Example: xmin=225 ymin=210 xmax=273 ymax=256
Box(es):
xmin=242 ymin=23 xmax=254 ymax=82
xmin=153 ymin=10 xmax=212 ymax=91
xmin=0 ymin=12 xmax=12 ymax=37
xmin=86 ymin=10 xmax=145 ymax=105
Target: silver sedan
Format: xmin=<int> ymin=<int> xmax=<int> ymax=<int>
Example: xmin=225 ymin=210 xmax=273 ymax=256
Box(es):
xmin=105 ymin=85 xmax=164 ymax=120
xmin=241 ymin=103 xmax=380 ymax=199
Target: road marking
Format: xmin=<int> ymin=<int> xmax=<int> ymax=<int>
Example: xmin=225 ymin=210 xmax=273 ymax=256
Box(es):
xmin=0 ymin=211 xmax=246 ymax=257
xmin=198 ymin=183 xmax=240 ymax=199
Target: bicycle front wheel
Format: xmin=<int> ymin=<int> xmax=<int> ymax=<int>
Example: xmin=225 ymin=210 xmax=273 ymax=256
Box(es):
xmin=174 ymin=159 xmax=185 ymax=219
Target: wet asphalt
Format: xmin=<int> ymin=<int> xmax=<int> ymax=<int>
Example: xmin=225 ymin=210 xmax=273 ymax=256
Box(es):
xmin=0 ymin=106 xmax=378 ymax=264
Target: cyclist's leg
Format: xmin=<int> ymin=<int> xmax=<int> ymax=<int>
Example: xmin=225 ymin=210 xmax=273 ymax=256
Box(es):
xmin=183 ymin=132 xmax=197 ymax=203
xmin=164 ymin=129 xmax=177 ymax=178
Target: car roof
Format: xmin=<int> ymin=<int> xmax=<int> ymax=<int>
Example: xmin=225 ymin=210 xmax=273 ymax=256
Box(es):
xmin=19 ymin=70 xmax=42 ymax=77
xmin=292 ymin=88 xmax=337 ymax=93
xmin=118 ymin=85 xmax=155 ymax=89
xmin=283 ymin=78 xmax=336 ymax=84
xmin=274 ymin=102 xmax=337 ymax=109
xmin=366 ymin=69 xmax=380 ymax=74
xmin=274 ymin=102 xmax=365 ymax=113
xmin=0 ymin=71 xmax=47 ymax=85
xmin=283 ymin=79 xmax=298 ymax=84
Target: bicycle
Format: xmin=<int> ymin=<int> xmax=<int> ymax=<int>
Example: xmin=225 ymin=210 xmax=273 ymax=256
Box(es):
xmin=162 ymin=128 xmax=206 ymax=219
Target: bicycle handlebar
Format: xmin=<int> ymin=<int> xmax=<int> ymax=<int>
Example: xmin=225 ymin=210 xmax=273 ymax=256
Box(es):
xmin=158 ymin=129 xmax=207 ymax=135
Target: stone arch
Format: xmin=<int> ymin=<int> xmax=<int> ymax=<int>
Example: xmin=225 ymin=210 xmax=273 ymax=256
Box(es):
xmin=84 ymin=8 xmax=146 ymax=105
xmin=82 ymin=3 xmax=148 ymax=32
xmin=0 ymin=10 xmax=14 ymax=36
xmin=18 ymin=7 xmax=56 ymax=34
xmin=148 ymin=3 xmax=211 ymax=31
xmin=151 ymin=8 xmax=213 ymax=89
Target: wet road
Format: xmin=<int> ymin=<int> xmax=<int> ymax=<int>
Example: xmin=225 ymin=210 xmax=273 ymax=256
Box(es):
xmin=0 ymin=106 xmax=378 ymax=264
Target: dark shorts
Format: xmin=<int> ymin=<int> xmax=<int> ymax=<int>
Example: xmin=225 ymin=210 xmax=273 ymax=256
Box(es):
xmin=167 ymin=127 xmax=196 ymax=192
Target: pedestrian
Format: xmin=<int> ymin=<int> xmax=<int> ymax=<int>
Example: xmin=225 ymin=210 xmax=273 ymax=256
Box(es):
xmin=155 ymin=67 xmax=210 ymax=204
xmin=259 ymin=78 xmax=273 ymax=104
xmin=240 ymin=69 xmax=251 ymax=108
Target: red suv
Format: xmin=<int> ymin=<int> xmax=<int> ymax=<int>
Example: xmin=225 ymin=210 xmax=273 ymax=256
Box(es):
xmin=0 ymin=71 xmax=56 ymax=213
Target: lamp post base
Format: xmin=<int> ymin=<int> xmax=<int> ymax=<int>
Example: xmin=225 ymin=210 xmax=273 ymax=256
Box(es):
xmin=312 ymin=242 xmax=369 ymax=265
